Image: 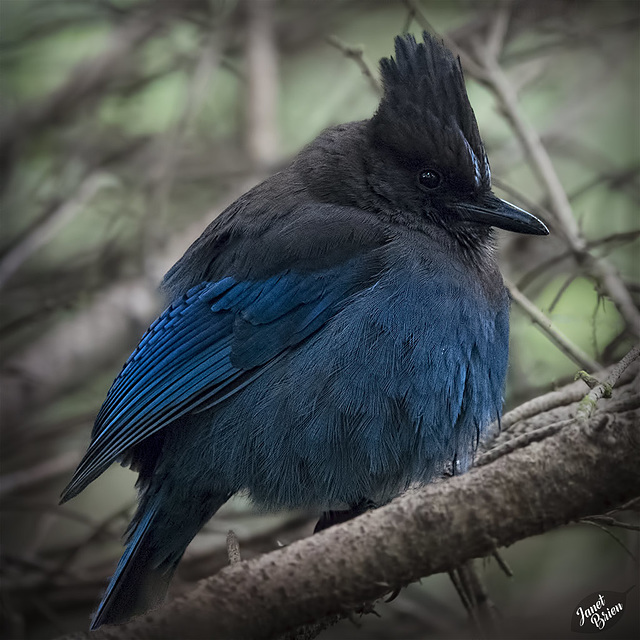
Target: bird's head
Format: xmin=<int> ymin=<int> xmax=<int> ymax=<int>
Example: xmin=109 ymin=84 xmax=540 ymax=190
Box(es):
xmin=364 ymin=32 xmax=548 ymax=239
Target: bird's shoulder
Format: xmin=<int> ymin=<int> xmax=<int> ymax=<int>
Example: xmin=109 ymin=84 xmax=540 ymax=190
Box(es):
xmin=162 ymin=171 xmax=392 ymax=300
xmin=379 ymin=224 xmax=508 ymax=312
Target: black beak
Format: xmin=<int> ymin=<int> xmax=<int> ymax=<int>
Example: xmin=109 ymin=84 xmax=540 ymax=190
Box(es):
xmin=458 ymin=195 xmax=549 ymax=236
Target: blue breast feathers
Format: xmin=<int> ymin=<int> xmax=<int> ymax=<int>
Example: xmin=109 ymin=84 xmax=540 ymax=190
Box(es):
xmin=155 ymin=246 xmax=510 ymax=510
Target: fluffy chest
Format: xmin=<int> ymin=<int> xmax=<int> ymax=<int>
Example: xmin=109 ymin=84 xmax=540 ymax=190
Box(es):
xmin=235 ymin=252 xmax=511 ymax=507
xmin=320 ymin=248 xmax=510 ymax=418
xmin=167 ymin=237 xmax=511 ymax=509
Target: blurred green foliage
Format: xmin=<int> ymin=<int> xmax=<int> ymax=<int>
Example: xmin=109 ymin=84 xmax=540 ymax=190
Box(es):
xmin=1 ymin=1 xmax=638 ymax=638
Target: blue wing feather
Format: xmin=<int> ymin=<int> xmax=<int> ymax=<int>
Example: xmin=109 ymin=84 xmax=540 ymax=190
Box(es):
xmin=60 ymin=251 xmax=385 ymax=502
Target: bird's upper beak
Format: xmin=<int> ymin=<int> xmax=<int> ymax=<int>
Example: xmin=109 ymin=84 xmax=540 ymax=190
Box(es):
xmin=458 ymin=195 xmax=549 ymax=235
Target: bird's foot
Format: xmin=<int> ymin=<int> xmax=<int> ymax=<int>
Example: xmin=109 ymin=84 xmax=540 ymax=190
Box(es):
xmin=313 ymin=499 xmax=377 ymax=533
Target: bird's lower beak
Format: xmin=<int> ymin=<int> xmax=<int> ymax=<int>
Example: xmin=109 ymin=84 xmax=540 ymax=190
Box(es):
xmin=458 ymin=196 xmax=549 ymax=235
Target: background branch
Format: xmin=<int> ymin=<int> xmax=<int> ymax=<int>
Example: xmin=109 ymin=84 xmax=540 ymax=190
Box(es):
xmin=0 ymin=9 xmax=165 ymax=164
xmin=505 ymin=278 xmax=601 ymax=372
xmin=325 ymin=35 xmax=382 ymax=95
xmin=244 ymin=0 xmax=280 ymax=168
xmin=0 ymin=172 xmax=117 ymax=289
xmin=470 ymin=11 xmax=640 ymax=339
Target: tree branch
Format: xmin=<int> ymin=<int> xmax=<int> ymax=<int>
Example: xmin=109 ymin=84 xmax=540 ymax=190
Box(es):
xmin=471 ymin=14 xmax=640 ymax=339
xmin=0 ymin=172 xmax=118 ymax=290
xmin=504 ymin=278 xmax=601 ymax=372
xmin=0 ymin=11 xmax=165 ymax=160
xmin=58 ymin=367 xmax=640 ymax=640
xmin=325 ymin=35 xmax=382 ymax=95
xmin=575 ymin=345 xmax=640 ymax=424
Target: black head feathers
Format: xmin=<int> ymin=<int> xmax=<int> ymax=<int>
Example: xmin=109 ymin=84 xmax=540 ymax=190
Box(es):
xmin=370 ymin=32 xmax=490 ymax=192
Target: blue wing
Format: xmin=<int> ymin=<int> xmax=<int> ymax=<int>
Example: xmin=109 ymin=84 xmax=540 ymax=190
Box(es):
xmin=60 ymin=251 xmax=385 ymax=502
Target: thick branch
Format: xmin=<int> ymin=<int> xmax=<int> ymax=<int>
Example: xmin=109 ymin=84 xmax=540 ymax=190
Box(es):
xmin=244 ymin=0 xmax=280 ymax=167
xmin=61 ymin=371 xmax=640 ymax=640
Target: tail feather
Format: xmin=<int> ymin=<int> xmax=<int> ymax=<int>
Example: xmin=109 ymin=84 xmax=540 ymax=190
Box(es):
xmin=91 ymin=497 xmax=171 ymax=629
xmin=91 ymin=489 xmax=230 ymax=629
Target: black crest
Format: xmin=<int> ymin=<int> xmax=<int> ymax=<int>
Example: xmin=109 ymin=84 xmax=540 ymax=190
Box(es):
xmin=370 ymin=32 xmax=490 ymax=191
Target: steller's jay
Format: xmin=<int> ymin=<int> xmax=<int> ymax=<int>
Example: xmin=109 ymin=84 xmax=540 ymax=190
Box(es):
xmin=61 ymin=32 xmax=547 ymax=629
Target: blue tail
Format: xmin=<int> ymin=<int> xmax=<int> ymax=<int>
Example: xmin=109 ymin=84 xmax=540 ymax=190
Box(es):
xmin=91 ymin=490 xmax=229 ymax=629
xmin=91 ymin=497 xmax=170 ymax=629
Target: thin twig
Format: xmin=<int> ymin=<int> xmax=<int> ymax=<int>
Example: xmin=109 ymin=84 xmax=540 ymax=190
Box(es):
xmin=491 ymin=550 xmax=513 ymax=578
xmin=578 ymin=520 xmax=637 ymax=561
xmin=401 ymin=3 xmax=416 ymax=34
xmin=582 ymin=516 xmax=640 ymax=532
xmin=485 ymin=3 xmax=510 ymax=61
xmin=517 ymin=230 xmax=640 ymax=292
xmin=575 ymin=345 xmax=640 ymax=424
xmin=585 ymin=256 xmax=640 ymax=339
xmin=548 ymin=272 xmax=579 ymax=313
xmin=0 ymin=172 xmax=117 ymax=289
xmin=448 ymin=568 xmax=473 ymax=613
xmin=574 ymin=370 xmax=602 ymax=390
xmin=613 ymin=497 xmax=640 ymax=513
xmin=500 ymin=387 xmax=585 ymax=431
xmin=477 ymin=419 xmax=573 ymax=467
xmin=505 ymin=279 xmax=601 ymax=372
xmin=458 ymin=561 xmax=499 ymax=637
xmin=326 ymin=36 xmax=382 ymax=95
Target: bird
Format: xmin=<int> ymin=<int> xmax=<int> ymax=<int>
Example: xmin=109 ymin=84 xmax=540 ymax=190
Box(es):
xmin=60 ymin=31 xmax=548 ymax=629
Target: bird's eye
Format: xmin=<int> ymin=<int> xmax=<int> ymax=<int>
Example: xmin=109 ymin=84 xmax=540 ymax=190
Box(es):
xmin=418 ymin=169 xmax=442 ymax=190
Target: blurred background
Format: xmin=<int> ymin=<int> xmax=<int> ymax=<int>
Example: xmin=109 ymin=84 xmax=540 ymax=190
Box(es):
xmin=0 ymin=0 xmax=638 ymax=638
